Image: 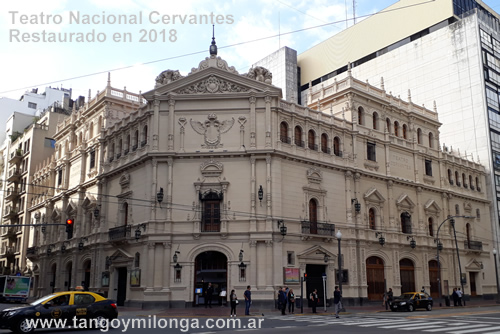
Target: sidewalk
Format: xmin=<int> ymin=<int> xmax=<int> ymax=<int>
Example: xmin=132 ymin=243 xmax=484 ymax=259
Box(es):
xmin=117 ymin=298 xmax=500 ymax=317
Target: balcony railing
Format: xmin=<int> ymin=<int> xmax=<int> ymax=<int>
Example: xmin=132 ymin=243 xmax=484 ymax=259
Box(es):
xmin=9 ymin=150 xmax=23 ymax=164
xmin=108 ymin=225 xmax=131 ymax=241
xmin=464 ymin=240 xmax=483 ymax=251
xmin=7 ymin=169 xmax=21 ymax=183
xmin=26 ymin=247 xmax=37 ymax=255
xmin=301 ymin=221 xmax=335 ymax=236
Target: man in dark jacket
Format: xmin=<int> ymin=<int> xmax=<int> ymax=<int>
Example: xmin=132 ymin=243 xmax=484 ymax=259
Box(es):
xmin=334 ymin=286 xmax=342 ymax=318
xmin=205 ymin=283 xmax=214 ymax=308
xmin=279 ymin=287 xmax=288 ymax=315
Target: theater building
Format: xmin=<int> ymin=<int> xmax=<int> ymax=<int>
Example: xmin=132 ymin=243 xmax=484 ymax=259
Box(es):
xmin=27 ymin=45 xmax=495 ymax=307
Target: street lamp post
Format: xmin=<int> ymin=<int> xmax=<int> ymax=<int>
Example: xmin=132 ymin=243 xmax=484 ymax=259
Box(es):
xmin=493 ymin=249 xmax=500 ymax=303
xmin=336 ymin=230 xmax=342 ymax=294
xmin=436 ymin=215 xmax=473 ymax=307
xmin=450 ymin=218 xmax=465 ymax=306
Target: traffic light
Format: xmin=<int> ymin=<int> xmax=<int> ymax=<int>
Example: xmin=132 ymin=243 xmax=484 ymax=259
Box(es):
xmin=304 ymin=273 xmax=308 ymax=282
xmin=66 ymin=219 xmax=74 ymax=234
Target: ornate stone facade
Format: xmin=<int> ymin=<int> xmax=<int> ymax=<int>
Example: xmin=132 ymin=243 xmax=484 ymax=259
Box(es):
xmin=27 ymin=51 xmax=495 ymax=308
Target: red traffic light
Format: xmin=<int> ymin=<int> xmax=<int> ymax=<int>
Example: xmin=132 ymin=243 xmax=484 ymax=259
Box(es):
xmin=66 ymin=219 xmax=74 ymax=225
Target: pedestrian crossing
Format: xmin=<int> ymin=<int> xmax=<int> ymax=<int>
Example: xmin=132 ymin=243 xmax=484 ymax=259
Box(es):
xmin=266 ymin=315 xmax=500 ymax=333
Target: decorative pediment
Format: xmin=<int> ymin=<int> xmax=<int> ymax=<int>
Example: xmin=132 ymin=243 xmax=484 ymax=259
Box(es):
xmin=66 ymin=201 xmax=77 ymax=215
xmin=396 ymin=194 xmax=415 ymax=211
xmin=364 ymin=187 xmax=386 ymax=204
xmin=306 ymin=168 xmax=323 ymax=184
xmin=465 ymin=258 xmax=483 ymax=271
xmin=188 ymin=55 xmax=239 ymax=76
xmin=82 ymin=195 xmax=97 ymax=209
xmin=200 ymin=159 xmax=223 ymax=178
xmin=119 ymin=172 xmax=130 ymax=190
xmin=176 ymin=75 xmax=249 ymax=94
xmin=51 ymin=207 xmax=61 ymax=220
xmin=246 ymin=66 xmax=272 ymax=84
xmin=297 ymin=245 xmax=336 ymax=260
xmin=424 ymin=199 xmax=441 ymax=215
xmin=109 ymin=248 xmax=133 ymax=263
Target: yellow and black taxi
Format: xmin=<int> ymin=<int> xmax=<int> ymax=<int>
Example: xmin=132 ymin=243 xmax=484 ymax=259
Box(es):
xmin=0 ymin=291 xmax=118 ymax=333
xmin=389 ymin=292 xmax=433 ymax=312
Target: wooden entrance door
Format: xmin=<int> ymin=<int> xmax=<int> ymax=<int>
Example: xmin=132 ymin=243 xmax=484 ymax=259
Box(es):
xmin=366 ymin=256 xmax=385 ymax=300
xmin=400 ymin=258 xmax=415 ymax=293
xmin=470 ymin=272 xmax=477 ymax=296
xmin=428 ymin=260 xmax=439 ymax=298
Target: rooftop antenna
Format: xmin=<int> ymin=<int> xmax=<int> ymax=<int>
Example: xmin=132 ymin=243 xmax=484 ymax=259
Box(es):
xmin=279 ymin=11 xmax=281 ymax=49
xmin=345 ymin=0 xmax=348 ymax=29
xmin=209 ymin=25 xmax=217 ymax=56
xmin=353 ymin=0 xmax=356 ymax=24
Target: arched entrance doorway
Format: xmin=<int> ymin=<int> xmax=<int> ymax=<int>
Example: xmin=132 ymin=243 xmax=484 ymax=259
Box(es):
xmin=194 ymin=251 xmax=227 ymax=306
xmin=428 ymin=260 xmax=439 ymax=298
xmin=400 ymin=258 xmax=415 ymax=293
xmin=366 ymin=256 xmax=385 ymax=300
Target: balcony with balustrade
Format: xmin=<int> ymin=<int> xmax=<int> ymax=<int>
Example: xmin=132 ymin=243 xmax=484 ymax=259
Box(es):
xmin=108 ymin=225 xmax=131 ymax=242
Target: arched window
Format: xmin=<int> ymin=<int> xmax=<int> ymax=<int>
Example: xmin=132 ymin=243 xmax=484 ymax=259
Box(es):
xmin=455 ymin=171 xmax=460 ymax=186
xmin=89 ymin=122 xmax=94 ymax=139
xmin=308 ymin=130 xmax=316 ymax=150
xmin=386 ymin=118 xmax=391 ymax=134
xmin=455 ymin=204 xmax=460 ymax=215
xmin=333 ymin=137 xmax=341 ymax=156
xmin=117 ymin=139 xmax=123 ymax=158
xmin=402 ymin=124 xmax=407 ymax=139
xmin=294 ymin=126 xmax=303 ymax=147
xmin=428 ymin=132 xmax=434 ymax=148
xmin=369 ymin=208 xmax=376 ymax=230
xmin=309 ymin=199 xmax=318 ymax=234
xmin=394 ymin=121 xmax=400 ymax=137
xmin=280 ymin=122 xmax=289 ymax=143
xmin=469 ymin=175 xmax=473 ymax=189
xmin=417 ymin=128 xmax=422 ymax=144
xmin=428 ymin=217 xmax=434 ymax=236
xmin=122 ymin=202 xmax=128 ymax=225
xmin=401 ymin=212 xmax=412 ymax=234
xmin=476 ymin=177 xmax=480 ymax=191
xmin=109 ymin=143 xmax=115 ymax=161
xmin=372 ymin=112 xmax=378 ymax=130
xmin=448 ymin=169 xmax=453 ymax=185
xmin=476 ymin=208 xmax=480 ymax=218
xmin=358 ymin=107 xmax=364 ymax=125
xmin=125 ymin=135 xmax=130 ymax=154
xmin=321 ymin=133 xmax=328 ymax=153
xmin=142 ymin=125 xmax=148 ymax=146
xmin=462 ymin=173 xmax=467 ymax=188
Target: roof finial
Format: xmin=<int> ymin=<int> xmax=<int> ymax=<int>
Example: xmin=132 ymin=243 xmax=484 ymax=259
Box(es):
xmin=209 ymin=25 xmax=217 ymax=56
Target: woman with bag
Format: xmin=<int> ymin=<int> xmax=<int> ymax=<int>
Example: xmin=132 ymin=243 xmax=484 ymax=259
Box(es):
xmin=230 ymin=289 xmax=238 ymax=317
xmin=288 ymin=288 xmax=295 ymax=314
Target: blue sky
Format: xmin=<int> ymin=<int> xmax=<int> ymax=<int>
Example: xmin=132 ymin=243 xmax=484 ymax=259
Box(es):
xmin=1 ymin=0 xmax=499 ymax=101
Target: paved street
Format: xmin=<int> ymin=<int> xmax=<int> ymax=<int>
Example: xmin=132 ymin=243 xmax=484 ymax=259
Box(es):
xmin=1 ymin=303 xmax=500 ymax=334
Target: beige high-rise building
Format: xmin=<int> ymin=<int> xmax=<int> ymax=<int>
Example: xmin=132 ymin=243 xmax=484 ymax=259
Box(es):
xmin=27 ymin=46 xmax=494 ymax=308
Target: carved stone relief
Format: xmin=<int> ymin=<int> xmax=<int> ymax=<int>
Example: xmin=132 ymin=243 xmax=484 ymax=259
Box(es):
xmin=190 ymin=114 xmax=235 ymax=149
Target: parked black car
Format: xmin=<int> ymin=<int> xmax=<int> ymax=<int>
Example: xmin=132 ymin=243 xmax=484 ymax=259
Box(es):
xmin=0 ymin=291 xmax=118 ymax=333
xmin=389 ymin=292 xmax=433 ymax=312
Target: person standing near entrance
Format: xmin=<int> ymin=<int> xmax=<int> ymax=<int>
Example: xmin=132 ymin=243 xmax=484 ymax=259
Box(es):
xmin=288 ymin=288 xmax=295 ymax=314
xmin=230 ymin=289 xmax=238 ymax=317
xmin=244 ymin=285 xmax=252 ymax=315
xmin=457 ymin=288 xmax=463 ymax=306
xmin=310 ymin=289 xmax=318 ymax=313
xmin=205 ymin=283 xmax=214 ymax=308
xmin=334 ymin=286 xmax=342 ymax=318
xmin=278 ymin=287 xmax=288 ymax=315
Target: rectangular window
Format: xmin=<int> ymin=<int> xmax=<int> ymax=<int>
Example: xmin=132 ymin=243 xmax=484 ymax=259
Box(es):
xmin=28 ymin=102 xmax=37 ymax=109
xmin=425 ymin=159 xmax=432 ymax=176
xmin=202 ymin=200 xmax=221 ymax=232
xmin=287 ymin=252 xmax=295 ymax=266
xmin=58 ymin=169 xmax=63 ymax=186
xmin=44 ymin=138 xmax=56 ymax=148
xmin=90 ymin=150 xmax=96 ymax=169
xmin=367 ymin=142 xmax=376 ymax=161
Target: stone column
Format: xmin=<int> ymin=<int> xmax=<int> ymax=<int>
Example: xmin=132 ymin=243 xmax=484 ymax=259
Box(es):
xmin=162 ymin=242 xmax=171 ymax=291
xmin=249 ymin=96 xmax=257 ymax=148
xmin=250 ymin=157 xmax=257 ymax=232
xmin=265 ymin=155 xmax=272 ymax=231
xmin=265 ymin=95 xmax=272 ymax=147
xmin=146 ymin=243 xmax=155 ymax=291
xmin=166 ymin=158 xmax=173 ymax=223
xmin=151 ymin=159 xmax=158 ymax=221
xmin=265 ymin=240 xmax=273 ymax=290
xmin=152 ymin=97 xmax=160 ymax=151
xmin=168 ymin=98 xmax=175 ymax=151
xmin=345 ymin=171 xmax=354 ymax=226
xmin=250 ymin=240 xmax=257 ymax=287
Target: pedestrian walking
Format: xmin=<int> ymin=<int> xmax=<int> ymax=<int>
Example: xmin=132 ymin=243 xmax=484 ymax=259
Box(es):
xmin=279 ymin=287 xmax=288 ymax=315
xmin=310 ymin=289 xmax=319 ymax=313
xmin=244 ymin=285 xmax=252 ymax=315
xmin=334 ymin=286 xmax=342 ymax=318
xmin=452 ymin=288 xmax=458 ymax=306
xmin=384 ymin=288 xmax=393 ymax=310
xmin=205 ymin=282 xmax=214 ymax=308
xmin=288 ymin=288 xmax=295 ymax=314
xmin=230 ymin=289 xmax=238 ymax=317
xmin=457 ymin=288 xmax=463 ymax=306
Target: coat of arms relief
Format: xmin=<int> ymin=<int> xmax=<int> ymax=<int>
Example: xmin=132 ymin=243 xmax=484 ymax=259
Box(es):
xmin=190 ymin=113 xmax=235 ymax=149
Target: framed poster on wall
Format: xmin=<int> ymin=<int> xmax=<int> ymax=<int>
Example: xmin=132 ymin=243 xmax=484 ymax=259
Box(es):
xmin=101 ymin=272 xmax=109 ymax=287
xmin=283 ymin=268 xmax=300 ymax=283
xmin=130 ymin=269 xmax=141 ymax=287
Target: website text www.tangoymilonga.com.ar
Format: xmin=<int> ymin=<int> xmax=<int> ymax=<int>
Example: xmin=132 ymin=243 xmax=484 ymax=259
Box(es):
xmin=26 ymin=316 xmax=265 ymax=332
